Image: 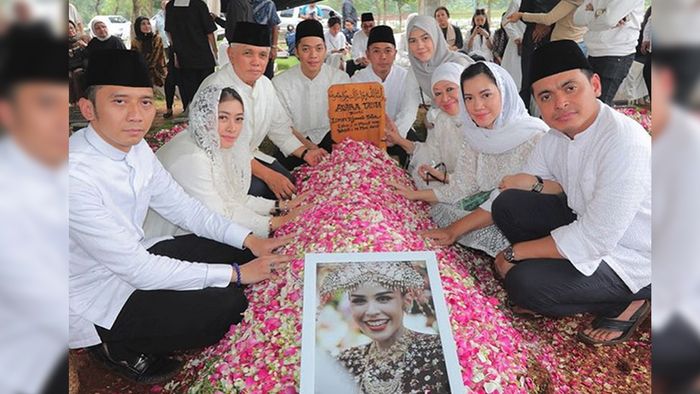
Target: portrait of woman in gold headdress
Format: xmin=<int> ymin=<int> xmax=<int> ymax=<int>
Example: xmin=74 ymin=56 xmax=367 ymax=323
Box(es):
xmin=317 ymin=261 xmax=452 ymax=394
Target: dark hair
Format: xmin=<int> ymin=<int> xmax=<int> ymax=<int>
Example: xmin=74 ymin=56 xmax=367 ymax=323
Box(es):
xmin=287 ymin=24 xmax=294 ymax=31
xmin=460 ymin=62 xmax=498 ymax=95
xmin=580 ymin=68 xmax=595 ymax=80
xmin=328 ymin=16 xmax=341 ymax=28
xmin=219 ymin=87 xmax=244 ymax=110
xmin=470 ymin=8 xmax=490 ymax=38
xmin=434 ymin=6 xmax=450 ymax=18
xmin=83 ymin=85 xmax=100 ymax=105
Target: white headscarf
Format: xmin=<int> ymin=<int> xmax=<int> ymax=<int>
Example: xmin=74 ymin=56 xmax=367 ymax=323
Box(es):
xmin=90 ymin=16 xmax=111 ymax=42
xmin=460 ymin=62 xmax=549 ymax=154
xmin=407 ymin=15 xmax=473 ymax=99
xmin=188 ymin=85 xmax=253 ymax=205
xmin=430 ymin=62 xmax=468 ymax=124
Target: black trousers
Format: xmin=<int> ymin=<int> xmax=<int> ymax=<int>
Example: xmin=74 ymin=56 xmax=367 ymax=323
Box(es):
xmin=519 ymin=25 xmax=552 ymax=110
xmin=588 ymin=54 xmax=635 ymax=105
xmin=94 ymin=234 xmax=256 ymax=359
xmin=179 ymin=67 xmax=214 ymax=111
xmin=345 ymin=60 xmax=365 ymax=77
xmin=643 ymin=54 xmax=651 ymax=98
xmin=164 ymin=47 xmax=178 ymax=111
xmin=491 ymin=189 xmax=651 ymax=318
xmin=264 ymin=57 xmax=275 ymax=80
xmin=273 ymin=132 xmax=335 ymax=171
xmin=247 ymin=158 xmax=295 ymax=199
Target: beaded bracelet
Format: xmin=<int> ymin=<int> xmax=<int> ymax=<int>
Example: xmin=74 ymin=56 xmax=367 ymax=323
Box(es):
xmin=232 ymin=263 xmax=241 ymax=287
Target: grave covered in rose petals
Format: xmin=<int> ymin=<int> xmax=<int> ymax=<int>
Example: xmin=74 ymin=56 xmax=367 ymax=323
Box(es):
xmin=160 ymin=139 xmax=650 ymax=394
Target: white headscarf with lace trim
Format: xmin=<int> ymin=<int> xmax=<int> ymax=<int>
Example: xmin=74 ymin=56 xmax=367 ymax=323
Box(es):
xmin=188 ymin=85 xmax=253 ymax=209
xmin=460 ymin=62 xmax=549 ymax=154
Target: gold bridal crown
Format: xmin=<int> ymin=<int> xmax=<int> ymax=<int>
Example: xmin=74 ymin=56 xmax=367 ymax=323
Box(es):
xmin=319 ymin=261 xmax=425 ymax=298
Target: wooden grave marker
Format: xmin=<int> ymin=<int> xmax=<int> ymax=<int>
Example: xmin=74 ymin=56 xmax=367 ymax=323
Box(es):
xmin=328 ymin=82 xmax=386 ymax=150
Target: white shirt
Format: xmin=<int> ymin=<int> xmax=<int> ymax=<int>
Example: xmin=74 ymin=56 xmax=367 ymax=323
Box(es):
xmin=467 ymin=33 xmax=494 ymax=62
xmin=652 ymin=107 xmax=700 ymax=333
xmin=351 ymin=65 xmax=420 ymax=137
xmin=0 ymin=138 xmax=67 ymax=394
xmin=351 ymin=30 xmax=369 ymax=62
xmin=409 ymin=111 xmax=465 ymax=188
xmin=502 ymin=0 xmax=525 ymax=90
xmin=69 ymin=126 xmax=251 ymax=348
xmin=523 ymin=103 xmax=651 ymax=293
xmin=325 ymin=30 xmax=347 ymax=53
xmin=143 ymin=130 xmax=275 ymax=238
xmin=273 ymin=64 xmax=351 ymax=144
xmin=573 ymin=0 xmax=644 ymax=57
xmin=197 ymin=64 xmax=303 ymax=161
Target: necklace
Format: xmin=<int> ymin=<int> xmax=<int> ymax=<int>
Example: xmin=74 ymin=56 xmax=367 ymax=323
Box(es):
xmin=360 ymin=329 xmax=413 ymax=394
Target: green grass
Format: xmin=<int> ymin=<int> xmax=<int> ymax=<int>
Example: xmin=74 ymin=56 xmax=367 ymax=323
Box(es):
xmin=275 ymin=56 xmax=300 ymax=74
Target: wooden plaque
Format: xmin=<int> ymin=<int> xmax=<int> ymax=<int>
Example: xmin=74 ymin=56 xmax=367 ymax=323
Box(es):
xmin=328 ymin=82 xmax=386 ymax=150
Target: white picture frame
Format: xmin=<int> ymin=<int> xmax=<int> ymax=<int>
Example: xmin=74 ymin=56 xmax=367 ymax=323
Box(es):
xmin=300 ymin=251 xmax=465 ymax=393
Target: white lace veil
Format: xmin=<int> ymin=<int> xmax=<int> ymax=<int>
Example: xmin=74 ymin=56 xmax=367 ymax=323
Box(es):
xmin=188 ymin=84 xmax=253 ymax=207
xmin=459 ymin=62 xmax=549 ymax=154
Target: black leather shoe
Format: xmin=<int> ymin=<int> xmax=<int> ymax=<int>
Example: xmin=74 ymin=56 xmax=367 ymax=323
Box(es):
xmin=90 ymin=343 xmax=182 ymax=384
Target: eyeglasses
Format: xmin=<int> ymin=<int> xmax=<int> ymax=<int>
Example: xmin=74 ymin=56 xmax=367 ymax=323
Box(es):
xmin=426 ymin=162 xmax=447 ymax=185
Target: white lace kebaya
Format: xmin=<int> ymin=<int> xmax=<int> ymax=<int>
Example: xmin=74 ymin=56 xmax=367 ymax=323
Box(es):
xmin=431 ymin=62 xmax=549 ymax=256
xmin=143 ymin=85 xmax=276 ymax=238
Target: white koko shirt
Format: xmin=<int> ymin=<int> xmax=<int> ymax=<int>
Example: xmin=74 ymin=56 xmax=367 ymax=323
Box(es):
xmin=523 ymin=102 xmax=651 ymax=293
xmin=273 ymin=63 xmax=351 ymax=144
xmin=69 ymin=126 xmax=251 ymax=348
xmin=351 ymin=64 xmax=420 ymax=138
xmin=351 ymin=29 xmax=369 ymax=62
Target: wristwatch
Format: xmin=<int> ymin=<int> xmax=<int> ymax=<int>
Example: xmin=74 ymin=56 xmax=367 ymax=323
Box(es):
xmin=531 ymin=175 xmax=544 ymax=193
xmin=503 ymin=245 xmax=517 ymax=263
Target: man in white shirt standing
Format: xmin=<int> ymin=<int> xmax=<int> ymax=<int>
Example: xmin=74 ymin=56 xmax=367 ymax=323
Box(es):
xmin=573 ymin=0 xmax=644 ymax=105
xmin=197 ymin=22 xmax=326 ymax=200
xmin=347 ymin=12 xmax=375 ymax=77
xmin=352 ymin=25 xmax=420 ymax=166
xmin=490 ymin=40 xmax=651 ymax=346
xmin=273 ymin=19 xmax=349 ymax=169
xmin=70 ymin=50 xmax=292 ymax=384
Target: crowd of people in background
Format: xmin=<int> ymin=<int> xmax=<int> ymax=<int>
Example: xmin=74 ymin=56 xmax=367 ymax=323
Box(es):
xmin=68 ymin=0 xmax=653 ymax=114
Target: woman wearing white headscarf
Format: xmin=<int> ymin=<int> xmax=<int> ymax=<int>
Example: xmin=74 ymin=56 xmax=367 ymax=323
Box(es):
xmin=406 ymin=15 xmax=473 ymax=102
xmin=143 ymin=85 xmax=305 ymax=239
xmin=87 ymin=16 xmax=126 ymax=53
xmin=385 ymin=62 xmax=466 ymax=190
xmin=393 ymin=62 xmax=548 ymax=256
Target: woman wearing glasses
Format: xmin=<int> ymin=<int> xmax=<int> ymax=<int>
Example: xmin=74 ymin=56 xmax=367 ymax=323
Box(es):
xmin=393 ymin=62 xmax=548 ymax=256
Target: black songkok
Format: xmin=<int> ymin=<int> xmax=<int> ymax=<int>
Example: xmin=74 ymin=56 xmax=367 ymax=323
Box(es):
xmin=295 ymin=19 xmax=325 ymax=44
xmin=361 ymin=13 xmax=374 ymax=22
xmin=529 ymin=40 xmax=592 ymax=86
xmin=0 ymin=24 xmax=66 ymax=96
xmin=230 ymin=22 xmax=271 ymax=46
xmin=367 ymin=25 xmax=395 ymax=47
xmin=84 ymin=49 xmax=151 ymax=88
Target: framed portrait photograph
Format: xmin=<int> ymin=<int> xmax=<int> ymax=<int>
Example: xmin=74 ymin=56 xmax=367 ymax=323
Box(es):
xmin=300 ymin=251 xmax=465 ymax=394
